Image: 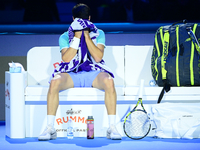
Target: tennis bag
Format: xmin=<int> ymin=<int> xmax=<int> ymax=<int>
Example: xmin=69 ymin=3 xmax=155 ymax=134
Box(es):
xmin=151 ymin=20 xmax=200 ymax=103
xmin=150 ymin=103 xmax=200 ymax=139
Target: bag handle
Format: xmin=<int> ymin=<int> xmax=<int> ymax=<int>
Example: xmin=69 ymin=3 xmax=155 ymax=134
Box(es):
xmin=157 ymin=80 xmax=170 ymax=103
xmin=186 ymin=24 xmax=200 ymax=55
xmin=172 ymin=19 xmax=187 ymax=26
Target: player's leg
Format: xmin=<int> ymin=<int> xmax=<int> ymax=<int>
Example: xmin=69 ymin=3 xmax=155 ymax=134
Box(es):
xmin=47 ymin=73 xmax=74 ymax=116
xmin=38 ymin=73 xmax=74 ymax=141
xmin=92 ymin=72 xmax=122 ymax=140
xmin=92 ymin=72 xmax=116 ymax=115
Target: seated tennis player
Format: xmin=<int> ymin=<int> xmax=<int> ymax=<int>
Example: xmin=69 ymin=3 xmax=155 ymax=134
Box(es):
xmin=38 ymin=3 xmax=122 ymax=140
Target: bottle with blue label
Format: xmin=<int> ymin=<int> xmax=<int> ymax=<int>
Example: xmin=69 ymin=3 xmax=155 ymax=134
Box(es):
xmin=67 ymin=118 xmax=74 ymax=139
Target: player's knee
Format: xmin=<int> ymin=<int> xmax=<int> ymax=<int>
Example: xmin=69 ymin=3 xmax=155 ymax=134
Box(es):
xmin=49 ymin=75 xmax=62 ymax=92
xmin=103 ymin=76 xmax=115 ymax=91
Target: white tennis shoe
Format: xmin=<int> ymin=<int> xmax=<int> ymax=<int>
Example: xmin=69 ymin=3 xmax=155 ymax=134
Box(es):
xmin=38 ymin=124 xmax=57 ymax=141
xmin=107 ymin=125 xmax=122 ymax=140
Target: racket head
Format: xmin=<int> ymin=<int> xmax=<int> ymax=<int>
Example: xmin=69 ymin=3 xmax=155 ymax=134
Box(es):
xmin=123 ymin=109 xmax=151 ymax=140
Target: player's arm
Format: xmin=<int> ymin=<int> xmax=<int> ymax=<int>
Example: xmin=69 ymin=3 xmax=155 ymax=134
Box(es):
xmin=61 ymin=31 xmax=82 ymax=62
xmin=84 ymin=30 xmax=104 ymax=63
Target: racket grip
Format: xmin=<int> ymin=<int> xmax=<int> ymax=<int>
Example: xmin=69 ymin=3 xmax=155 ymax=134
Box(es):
xmin=139 ymin=79 xmax=144 ymax=98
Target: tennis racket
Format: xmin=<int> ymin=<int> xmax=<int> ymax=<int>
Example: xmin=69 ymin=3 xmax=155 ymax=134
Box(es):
xmin=123 ymin=79 xmax=151 ymax=140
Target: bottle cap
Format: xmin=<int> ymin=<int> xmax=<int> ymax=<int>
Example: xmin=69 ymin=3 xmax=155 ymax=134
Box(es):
xmin=88 ymin=116 xmax=93 ymax=119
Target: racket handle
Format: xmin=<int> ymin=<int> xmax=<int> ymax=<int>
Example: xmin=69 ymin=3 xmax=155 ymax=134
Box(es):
xmin=139 ymin=79 xmax=144 ymax=98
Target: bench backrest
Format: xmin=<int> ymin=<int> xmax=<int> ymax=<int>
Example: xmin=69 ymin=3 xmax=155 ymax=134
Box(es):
xmin=27 ymin=46 xmax=125 ymax=86
xmin=124 ymin=45 xmax=154 ymax=86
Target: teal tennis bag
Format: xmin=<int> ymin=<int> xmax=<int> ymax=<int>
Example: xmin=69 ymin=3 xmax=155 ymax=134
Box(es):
xmin=151 ymin=20 xmax=200 ymax=87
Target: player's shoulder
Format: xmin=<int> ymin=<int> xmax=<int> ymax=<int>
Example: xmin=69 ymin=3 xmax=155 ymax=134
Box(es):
xmin=98 ymin=29 xmax=105 ymax=35
xmin=59 ymin=31 xmax=69 ymax=40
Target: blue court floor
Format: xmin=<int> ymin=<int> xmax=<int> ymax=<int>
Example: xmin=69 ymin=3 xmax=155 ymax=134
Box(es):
xmin=1 ymin=122 xmax=200 ymax=150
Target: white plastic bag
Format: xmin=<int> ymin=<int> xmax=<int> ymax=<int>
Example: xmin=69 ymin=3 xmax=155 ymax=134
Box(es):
xmin=150 ymin=103 xmax=200 ymax=139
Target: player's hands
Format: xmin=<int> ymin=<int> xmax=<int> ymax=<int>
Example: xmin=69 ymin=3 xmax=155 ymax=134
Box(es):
xmin=74 ymin=29 xmax=90 ymax=39
xmin=74 ymin=30 xmax=82 ymax=39
xmin=84 ymin=29 xmax=90 ymax=39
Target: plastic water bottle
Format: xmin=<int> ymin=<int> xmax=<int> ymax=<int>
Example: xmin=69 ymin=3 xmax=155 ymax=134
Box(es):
xmin=87 ymin=116 xmax=94 ymax=139
xmin=67 ymin=119 xmax=74 ymax=139
xmin=149 ymin=80 xmax=156 ymax=86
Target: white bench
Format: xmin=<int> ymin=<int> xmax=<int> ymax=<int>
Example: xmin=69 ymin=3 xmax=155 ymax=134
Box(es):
xmin=5 ymin=46 xmax=200 ymax=138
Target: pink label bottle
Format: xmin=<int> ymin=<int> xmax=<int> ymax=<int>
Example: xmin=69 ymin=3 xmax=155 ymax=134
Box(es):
xmin=87 ymin=116 xmax=94 ymax=139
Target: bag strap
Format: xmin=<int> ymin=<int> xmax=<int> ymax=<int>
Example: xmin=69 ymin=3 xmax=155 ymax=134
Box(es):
xmin=186 ymin=24 xmax=200 ymax=55
xmin=172 ymin=19 xmax=187 ymax=26
xmin=157 ymin=80 xmax=170 ymax=103
xmin=157 ymin=86 xmax=165 ymax=104
xmin=157 ymin=30 xmax=170 ymax=104
xmin=154 ymin=27 xmax=162 ymax=81
xmin=161 ymin=30 xmax=170 ymax=81
xmin=175 ymin=25 xmax=181 ymax=86
xmin=186 ymin=24 xmax=198 ymax=85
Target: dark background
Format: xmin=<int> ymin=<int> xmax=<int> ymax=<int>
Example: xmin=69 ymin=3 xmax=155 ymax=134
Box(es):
xmin=0 ymin=0 xmax=200 ymax=24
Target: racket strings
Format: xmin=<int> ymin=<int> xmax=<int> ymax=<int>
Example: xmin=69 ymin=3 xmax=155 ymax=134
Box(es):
xmin=125 ymin=111 xmax=150 ymax=138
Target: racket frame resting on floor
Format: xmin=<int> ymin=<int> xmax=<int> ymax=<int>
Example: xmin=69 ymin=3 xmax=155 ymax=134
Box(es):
xmin=123 ymin=79 xmax=151 ymax=140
